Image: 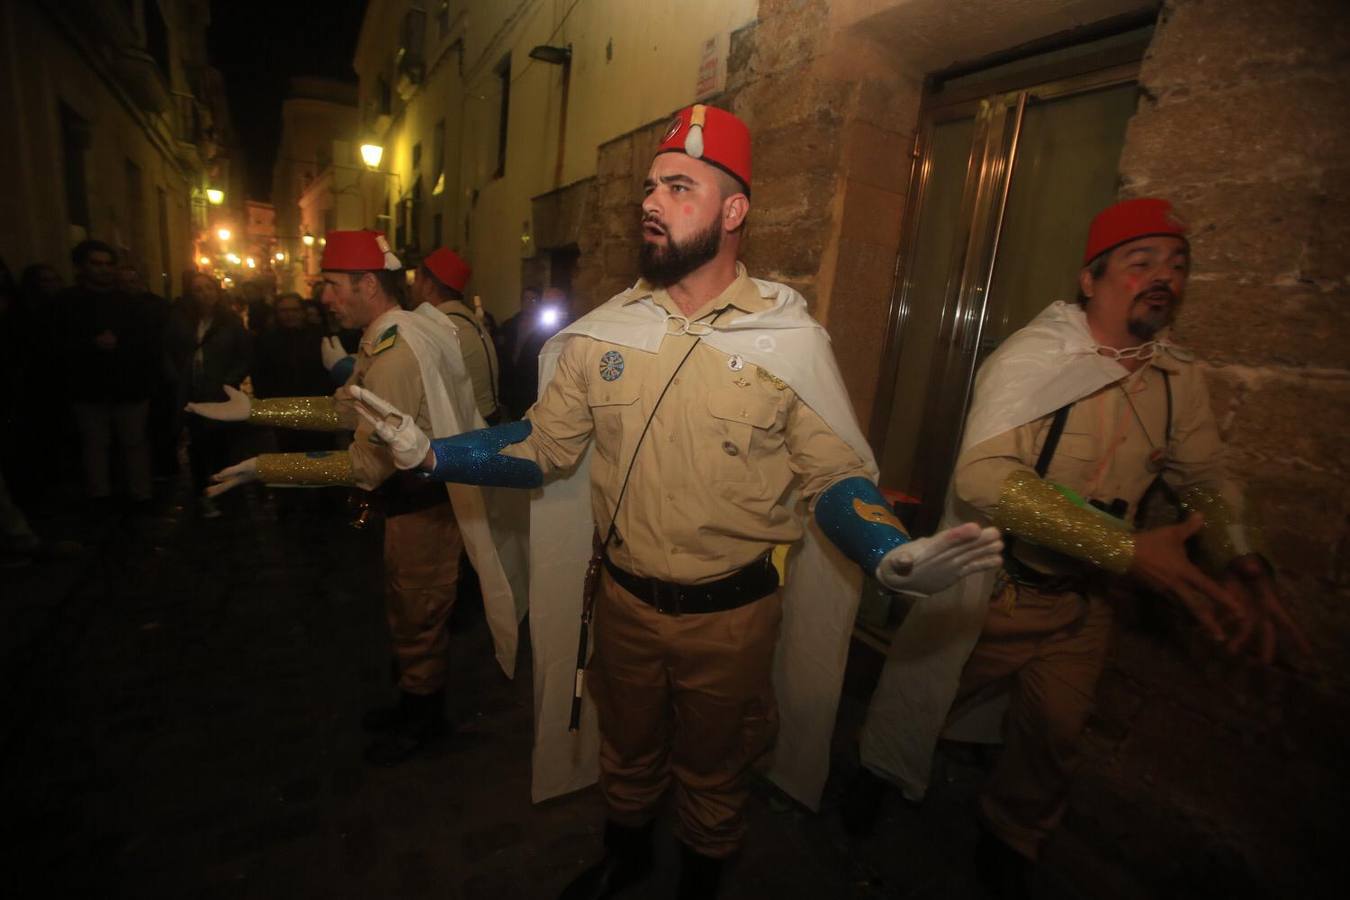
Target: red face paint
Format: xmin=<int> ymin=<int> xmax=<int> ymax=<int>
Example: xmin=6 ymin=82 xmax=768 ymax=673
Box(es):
xmin=681 ymin=204 xmax=694 ymax=216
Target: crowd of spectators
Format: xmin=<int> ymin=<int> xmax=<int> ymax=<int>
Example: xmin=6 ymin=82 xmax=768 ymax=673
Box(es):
xmin=0 ymin=239 xmax=336 ymax=560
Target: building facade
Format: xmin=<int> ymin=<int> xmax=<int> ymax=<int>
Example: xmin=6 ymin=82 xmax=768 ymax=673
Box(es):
xmin=0 ymin=0 xmax=234 ymax=298
xmin=329 ymin=0 xmax=1349 ymax=895
xmin=271 ymin=76 xmax=359 ymax=294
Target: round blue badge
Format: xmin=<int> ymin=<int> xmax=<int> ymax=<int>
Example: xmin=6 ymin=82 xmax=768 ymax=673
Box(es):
xmin=599 ymin=350 xmax=625 ymax=382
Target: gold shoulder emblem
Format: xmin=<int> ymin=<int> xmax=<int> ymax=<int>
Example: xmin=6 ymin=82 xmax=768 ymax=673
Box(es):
xmin=755 ymin=367 xmax=788 ymax=391
xmin=370 ymin=324 xmax=399 ymax=356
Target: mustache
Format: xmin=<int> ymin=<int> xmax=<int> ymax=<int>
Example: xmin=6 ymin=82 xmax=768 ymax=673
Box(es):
xmin=1134 ymin=285 xmax=1176 ymax=304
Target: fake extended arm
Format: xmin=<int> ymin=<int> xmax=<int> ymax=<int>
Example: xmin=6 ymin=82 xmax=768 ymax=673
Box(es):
xmin=1179 ymin=485 xmax=1264 ymax=571
xmin=991 ymin=469 xmax=1135 ymax=574
xmin=255 ymin=451 xmax=354 ymax=485
xmin=814 ymin=476 xmax=910 ymax=571
xmin=348 ymin=384 xmax=542 ymax=488
xmin=427 ymin=421 xmax=543 ymax=488
xmin=250 ymin=397 xmax=343 ymax=431
xmin=815 ymin=476 xmax=1004 ymax=595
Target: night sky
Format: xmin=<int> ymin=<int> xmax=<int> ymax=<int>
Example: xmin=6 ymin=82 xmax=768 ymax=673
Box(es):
xmin=207 ymin=0 xmax=369 ymax=202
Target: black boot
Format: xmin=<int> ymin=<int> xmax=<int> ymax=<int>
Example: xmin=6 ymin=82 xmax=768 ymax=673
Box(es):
xmin=361 ymin=690 xmax=415 ymax=733
xmin=363 ymin=689 xmax=450 ymax=766
xmin=974 ymin=822 xmax=1033 ymax=900
xmin=676 ymin=843 xmax=724 ymax=899
xmin=840 ymin=765 xmax=889 ymax=837
xmin=558 ymin=820 xmax=654 ymax=900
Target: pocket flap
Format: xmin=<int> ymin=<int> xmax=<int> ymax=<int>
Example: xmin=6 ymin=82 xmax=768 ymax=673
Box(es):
xmin=708 ymin=389 xmax=778 ymax=429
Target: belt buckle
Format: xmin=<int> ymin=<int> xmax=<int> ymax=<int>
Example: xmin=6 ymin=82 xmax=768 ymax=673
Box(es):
xmin=651 ymin=581 xmax=681 ymax=616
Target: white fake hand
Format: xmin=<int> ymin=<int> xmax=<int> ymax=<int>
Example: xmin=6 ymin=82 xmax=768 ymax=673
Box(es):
xmin=185 ymin=384 xmax=251 ymax=422
xmin=206 ymin=457 xmax=258 ymax=497
xmin=875 ymin=522 xmax=1004 ymax=596
xmin=320 ymin=336 xmax=349 ymax=371
xmin=349 ymin=384 xmax=431 ymax=470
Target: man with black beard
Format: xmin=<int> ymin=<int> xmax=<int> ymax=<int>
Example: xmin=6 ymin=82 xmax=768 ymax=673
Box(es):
xmin=347 ymin=104 xmax=1002 ymax=898
xmin=848 ymin=198 xmax=1310 ymax=898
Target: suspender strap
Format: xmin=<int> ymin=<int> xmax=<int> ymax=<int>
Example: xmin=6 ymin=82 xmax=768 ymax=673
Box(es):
xmin=1035 ymin=403 xmax=1073 ymax=477
xmin=447 ymin=311 xmax=500 ymax=414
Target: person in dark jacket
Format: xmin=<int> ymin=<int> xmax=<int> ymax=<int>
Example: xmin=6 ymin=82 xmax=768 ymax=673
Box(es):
xmin=170 ymin=272 xmax=250 ymax=516
xmin=251 ymin=292 xmax=334 ymax=453
xmin=57 ymin=241 xmax=157 ymax=505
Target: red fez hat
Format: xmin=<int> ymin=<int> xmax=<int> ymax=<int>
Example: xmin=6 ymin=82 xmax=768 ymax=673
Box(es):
xmin=1083 ymin=198 xmax=1188 ymax=265
xmin=321 ymin=230 xmax=402 ymax=272
xmin=655 ymin=104 xmax=752 ymax=195
xmin=422 ymin=248 xmax=472 ymax=293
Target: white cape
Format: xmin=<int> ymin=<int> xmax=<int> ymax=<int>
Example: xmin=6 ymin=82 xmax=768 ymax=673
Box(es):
xmin=527 ymin=279 xmax=877 ymax=810
xmin=858 ymin=301 xmax=1144 ymax=799
xmin=372 ymin=306 xmax=529 ymax=677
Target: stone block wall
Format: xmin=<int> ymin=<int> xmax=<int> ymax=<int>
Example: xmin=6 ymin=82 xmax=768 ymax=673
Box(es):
xmin=1076 ymin=0 xmax=1350 ymax=893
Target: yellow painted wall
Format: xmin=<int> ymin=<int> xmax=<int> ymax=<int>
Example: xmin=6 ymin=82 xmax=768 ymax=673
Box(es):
xmin=0 ymin=3 xmax=197 ymax=297
xmin=355 ymin=0 xmax=757 ymax=320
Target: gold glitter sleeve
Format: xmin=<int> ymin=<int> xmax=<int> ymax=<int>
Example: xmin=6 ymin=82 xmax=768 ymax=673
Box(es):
xmin=991 ymin=469 xmax=1135 ymax=575
xmin=255 ymin=451 xmax=354 ymax=486
xmin=249 ymin=397 xmax=343 ymax=431
xmin=1179 ymin=485 xmax=1262 ymax=570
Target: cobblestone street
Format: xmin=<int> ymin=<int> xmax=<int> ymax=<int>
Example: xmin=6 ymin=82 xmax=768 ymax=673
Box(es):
xmin=1 ymin=477 xmax=1038 ymax=900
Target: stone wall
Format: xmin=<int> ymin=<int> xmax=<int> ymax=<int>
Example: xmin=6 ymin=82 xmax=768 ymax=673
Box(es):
xmin=1073 ymin=1 xmax=1350 ymax=894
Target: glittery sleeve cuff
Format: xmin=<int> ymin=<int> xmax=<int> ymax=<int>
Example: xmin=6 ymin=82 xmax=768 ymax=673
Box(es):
xmin=991 ymin=469 xmax=1135 ymax=575
xmin=255 ymin=451 xmax=354 ymax=486
xmin=250 ymin=397 xmax=342 ymax=431
xmin=427 ymin=420 xmax=542 ymax=488
xmin=814 ymin=476 xmax=911 ymax=573
xmin=1179 ymin=485 xmax=1261 ymax=570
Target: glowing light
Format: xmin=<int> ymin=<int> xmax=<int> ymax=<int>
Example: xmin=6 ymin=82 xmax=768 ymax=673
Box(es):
xmin=217 ymin=227 xmax=231 ymax=241
xmin=245 ymin=257 xmax=257 ymax=269
xmin=198 ymin=256 xmax=211 ymax=266
xmin=206 ymin=188 xmax=224 ymax=205
xmin=539 ymin=307 xmax=560 ymax=328
xmin=302 ymin=232 xmax=315 ymax=247
xmin=274 ymin=251 xmax=285 ymax=262
xmin=226 ymin=252 xmax=241 ymax=265
xmin=359 ymin=143 xmax=384 ymax=169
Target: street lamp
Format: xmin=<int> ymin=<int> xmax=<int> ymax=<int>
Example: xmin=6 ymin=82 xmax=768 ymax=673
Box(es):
xmin=226 ymin=252 xmax=241 ymax=265
xmin=360 ymin=142 xmax=384 ymax=169
xmin=302 ymin=231 xmax=315 ymax=247
xmin=217 ymin=227 xmax=231 ymax=241
xmin=206 ymin=188 xmax=224 ymax=205
xmin=198 ymin=256 xmax=211 ymax=266
xmin=274 ymin=251 xmax=286 ymax=262
xmin=245 ymin=257 xmax=257 ymax=269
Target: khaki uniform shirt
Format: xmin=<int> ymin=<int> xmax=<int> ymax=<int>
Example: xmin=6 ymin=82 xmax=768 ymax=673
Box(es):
xmin=953 ymin=351 xmax=1238 ymax=575
xmin=436 ymin=299 xmax=500 ymax=420
xmin=504 ymin=269 xmax=871 ymax=584
xmin=337 ymin=315 xmax=433 ymax=491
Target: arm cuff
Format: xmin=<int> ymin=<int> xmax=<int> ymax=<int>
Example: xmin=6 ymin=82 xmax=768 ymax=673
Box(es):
xmin=250 ymin=397 xmax=342 ymax=431
xmin=991 ymin=469 xmax=1135 ymax=575
xmin=329 ymin=356 xmax=355 ymax=385
xmin=813 ymin=476 xmax=911 ymax=573
xmin=428 ymin=420 xmax=542 ymax=488
xmin=1179 ymin=485 xmax=1261 ymax=571
xmin=256 ymin=451 xmax=354 ymax=486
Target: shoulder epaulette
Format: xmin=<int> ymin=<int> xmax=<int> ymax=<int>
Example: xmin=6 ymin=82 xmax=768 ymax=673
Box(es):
xmin=370 ymin=324 xmax=398 ymax=356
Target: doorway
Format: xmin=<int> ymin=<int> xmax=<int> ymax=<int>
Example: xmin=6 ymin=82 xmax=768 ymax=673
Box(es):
xmin=858 ymin=25 xmax=1152 ymax=639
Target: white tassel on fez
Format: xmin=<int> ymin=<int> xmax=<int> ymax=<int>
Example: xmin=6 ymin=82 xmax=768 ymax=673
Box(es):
xmin=685 ymin=104 xmax=707 ymax=159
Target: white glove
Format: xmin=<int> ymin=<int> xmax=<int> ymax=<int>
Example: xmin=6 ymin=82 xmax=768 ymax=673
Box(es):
xmin=349 ymin=384 xmax=431 ymax=470
xmin=185 ymin=383 xmax=251 ymax=422
xmin=206 ymin=457 xmax=258 ymax=497
xmin=875 ymin=522 xmax=1004 ymax=596
xmin=321 ymin=336 xmax=349 ymax=372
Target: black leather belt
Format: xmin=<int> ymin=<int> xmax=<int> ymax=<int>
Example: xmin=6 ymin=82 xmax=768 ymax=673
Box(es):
xmin=602 ymin=552 xmax=778 ymax=615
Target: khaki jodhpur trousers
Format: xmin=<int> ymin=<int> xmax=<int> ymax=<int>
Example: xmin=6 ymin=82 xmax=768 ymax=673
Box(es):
xmin=383 ymin=500 xmax=463 ymax=695
xmin=951 ymin=582 xmax=1114 ymax=860
xmin=587 ymin=571 xmax=783 ymax=858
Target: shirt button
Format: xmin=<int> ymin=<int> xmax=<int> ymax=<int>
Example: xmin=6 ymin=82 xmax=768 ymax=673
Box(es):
xmin=722 ymin=441 xmax=739 ymax=456
xmin=673 ymin=377 xmax=681 ymax=385
xmin=666 ymin=493 xmax=675 ymax=501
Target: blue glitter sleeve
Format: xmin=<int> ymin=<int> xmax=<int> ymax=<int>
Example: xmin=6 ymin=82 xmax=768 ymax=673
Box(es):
xmin=329 ymin=355 xmax=356 ymax=386
xmin=814 ymin=476 xmax=911 ymax=573
xmin=427 ymin=420 xmax=543 ymax=488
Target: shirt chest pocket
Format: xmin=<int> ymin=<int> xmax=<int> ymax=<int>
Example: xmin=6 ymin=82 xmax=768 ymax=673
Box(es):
xmin=588 ymin=381 xmax=641 ymax=465
xmin=706 ymin=389 xmax=782 ymax=482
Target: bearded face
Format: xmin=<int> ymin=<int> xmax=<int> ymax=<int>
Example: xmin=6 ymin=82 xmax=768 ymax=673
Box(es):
xmin=637 ymin=214 xmax=722 ymax=287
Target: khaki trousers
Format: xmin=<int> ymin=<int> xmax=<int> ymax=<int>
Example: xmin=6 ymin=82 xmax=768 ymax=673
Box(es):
xmin=951 ymin=582 xmax=1114 ymax=860
xmin=383 ymin=500 xmax=463 ymax=695
xmin=587 ymin=571 xmax=782 ymax=858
